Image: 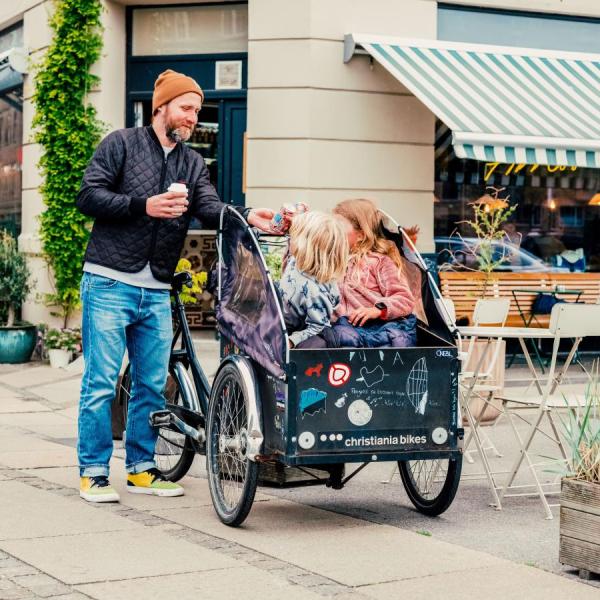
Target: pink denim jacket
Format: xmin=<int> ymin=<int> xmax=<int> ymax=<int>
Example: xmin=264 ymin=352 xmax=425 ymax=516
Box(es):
xmin=336 ymin=252 xmax=415 ymax=320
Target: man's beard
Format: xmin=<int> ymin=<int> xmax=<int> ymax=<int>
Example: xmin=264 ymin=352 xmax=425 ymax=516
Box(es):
xmin=165 ymin=122 xmax=193 ymax=143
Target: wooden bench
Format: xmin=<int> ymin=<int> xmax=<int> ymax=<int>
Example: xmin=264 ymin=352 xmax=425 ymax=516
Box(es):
xmin=439 ymin=272 xmax=600 ymax=327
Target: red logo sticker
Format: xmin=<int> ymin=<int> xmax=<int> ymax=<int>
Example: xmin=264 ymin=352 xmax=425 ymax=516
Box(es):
xmin=328 ymin=363 xmax=351 ymax=387
xmin=305 ymin=363 xmax=324 ymax=377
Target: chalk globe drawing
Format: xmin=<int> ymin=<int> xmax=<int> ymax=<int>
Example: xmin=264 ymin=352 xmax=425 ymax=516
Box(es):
xmin=407 ymin=357 xmax=429 ymax=415
xmin=347 ymin=399 xmax=372 ymax=426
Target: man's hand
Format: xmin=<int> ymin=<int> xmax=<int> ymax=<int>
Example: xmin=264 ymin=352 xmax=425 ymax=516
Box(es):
xmin=247 ymin=208 xmax=275 ymax=232
xmin=146 ymin=191 xmax=189 ymax=219
xmin=348 ymin=306 xmax=382 ymax=327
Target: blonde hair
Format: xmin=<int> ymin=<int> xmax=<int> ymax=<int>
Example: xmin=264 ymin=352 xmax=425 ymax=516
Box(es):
xmin=333 ymin=198 xmax=403 ymax=270
xmin=289 ymin=211 xmax=348 ymax=283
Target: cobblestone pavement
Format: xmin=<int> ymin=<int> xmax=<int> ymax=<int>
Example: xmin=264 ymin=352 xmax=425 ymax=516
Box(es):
xmin=0 ymin=466 xmax=371 ymax=600
xmin=0 ymin=358 xmax=598 ymax=599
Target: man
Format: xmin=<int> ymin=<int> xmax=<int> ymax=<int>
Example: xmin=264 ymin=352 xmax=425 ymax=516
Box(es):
xmin=76 ymin=69 xmax=273 ymax=502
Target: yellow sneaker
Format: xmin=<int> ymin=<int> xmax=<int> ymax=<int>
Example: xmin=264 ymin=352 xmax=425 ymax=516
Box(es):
xmin=80 ymin=476 xmax=120 ymax=503
xmin=127 ymin=468 xmax=184 ymax=497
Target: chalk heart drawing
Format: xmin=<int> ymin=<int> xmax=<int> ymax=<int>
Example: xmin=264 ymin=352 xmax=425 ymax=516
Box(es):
xmin=328 ymin=363 xmax=351 ymax=387
xmin=356 ymin=365 xmax=387 ymax=388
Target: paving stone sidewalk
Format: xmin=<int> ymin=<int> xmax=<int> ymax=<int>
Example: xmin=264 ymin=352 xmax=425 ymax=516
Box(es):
xmin=0 ymin=362 xmax=597 ymax=600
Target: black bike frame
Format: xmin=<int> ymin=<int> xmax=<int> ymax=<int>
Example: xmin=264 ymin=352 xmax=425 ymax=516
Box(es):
xmin=170 ymin=290 xmax=211 ymax=417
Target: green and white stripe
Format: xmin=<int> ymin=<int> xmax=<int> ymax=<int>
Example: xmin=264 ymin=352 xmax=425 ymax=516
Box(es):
xmin=345 ymin=34 xmax=600 ymax=168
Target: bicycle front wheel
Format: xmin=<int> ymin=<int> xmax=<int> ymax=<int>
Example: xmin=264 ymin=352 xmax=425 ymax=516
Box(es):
xmin=116 ymin=363 xmax=196 ymax=482
xmin=399 ymin=456 xmax=462 ymax=516
xmin=206 ymin=362 xmax=259 ymax=527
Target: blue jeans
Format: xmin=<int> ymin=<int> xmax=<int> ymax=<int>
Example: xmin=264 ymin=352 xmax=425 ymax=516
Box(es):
xmin=330 ymin=315 xmax=417 ymax=348
xmin=78 ymin=273 xmax=172 ymax=477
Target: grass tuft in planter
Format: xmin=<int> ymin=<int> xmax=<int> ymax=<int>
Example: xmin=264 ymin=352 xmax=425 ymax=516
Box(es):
xmin=557 ymin=361 xmax=600 ymax=579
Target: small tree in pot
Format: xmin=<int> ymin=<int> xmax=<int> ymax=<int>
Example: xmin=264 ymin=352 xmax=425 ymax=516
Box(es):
xmin=0 ymin=231 xmax=36 ymax=363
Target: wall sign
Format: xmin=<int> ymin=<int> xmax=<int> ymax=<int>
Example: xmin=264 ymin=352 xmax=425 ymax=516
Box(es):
xmin=215 ymin=60 xmax=242 ymax=90
xmin=484 ymin=162 xmax=577 ymax=182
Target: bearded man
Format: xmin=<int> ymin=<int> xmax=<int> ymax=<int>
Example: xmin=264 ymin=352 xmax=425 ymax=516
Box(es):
xmin=75 ymin=70 xmax=273 ymax=503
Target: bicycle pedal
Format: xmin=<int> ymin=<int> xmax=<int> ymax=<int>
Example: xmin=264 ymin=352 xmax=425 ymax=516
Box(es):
xmin=149 ymin=410 xmax=172 ymax=428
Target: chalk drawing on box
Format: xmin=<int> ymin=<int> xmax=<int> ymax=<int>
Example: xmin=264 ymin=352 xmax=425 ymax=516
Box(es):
xmin=406 ymin=357 xmax=429 ymax=415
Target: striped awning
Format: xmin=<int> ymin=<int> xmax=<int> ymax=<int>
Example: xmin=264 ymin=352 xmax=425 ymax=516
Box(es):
xmin=344 ymin=34 xmax=600 ymax=168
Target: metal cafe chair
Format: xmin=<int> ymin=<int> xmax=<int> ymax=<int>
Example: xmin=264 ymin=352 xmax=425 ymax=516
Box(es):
xmin=496 ymin=303 xmax=600 ymax=519
xmin=458 ymin=298 xmax=510 ymax=508
xmin=383 ymin=297 xmax=509 ymax=502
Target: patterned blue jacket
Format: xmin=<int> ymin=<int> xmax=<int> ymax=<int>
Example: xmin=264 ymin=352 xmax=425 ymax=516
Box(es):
xmin=279 ymin=257 xmax=340 ymax=347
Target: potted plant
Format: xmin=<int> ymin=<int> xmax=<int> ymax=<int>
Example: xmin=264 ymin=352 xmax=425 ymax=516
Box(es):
xmin=558 ymin=363 xmax=600 ymax=579
xmin=438 ymin=188 xmax=518 ymax=423
xmin=43 ymin=327 xmax=82 ymax=368
xmin=440 ymin=186 xmax=518 ymax=296
xmin=0 ymin=230 xmax=36 ymax=363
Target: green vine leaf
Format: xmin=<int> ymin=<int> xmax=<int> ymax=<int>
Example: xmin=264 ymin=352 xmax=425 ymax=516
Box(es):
xmin=31 ymin=0 xmax=105 ymax=327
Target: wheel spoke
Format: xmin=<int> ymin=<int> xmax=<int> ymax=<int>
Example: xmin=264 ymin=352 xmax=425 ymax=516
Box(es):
xmin=407 ymin=459 xmax=449 ymax=500
xmin=211 ymin=376 xmax=250 ymax=513
xmin=153 ymin=374 xmax=188 ymax=474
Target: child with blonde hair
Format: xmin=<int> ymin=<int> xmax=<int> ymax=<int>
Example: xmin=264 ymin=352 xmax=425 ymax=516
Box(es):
xmin=279 ymin=211 xmax=348 ymax=349
xmin=332 ymin=198 xmax=417 ymax=348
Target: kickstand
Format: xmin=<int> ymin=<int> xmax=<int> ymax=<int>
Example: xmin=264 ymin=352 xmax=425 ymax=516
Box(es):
xmin=325 ymin=464 xmax=345 ymax=490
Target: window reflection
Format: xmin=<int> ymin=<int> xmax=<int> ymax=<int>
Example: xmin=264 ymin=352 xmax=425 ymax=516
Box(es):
xmin=434 ymin=121 xmax=600 ymax=272
xmin=0 ymin=94 xmax=22 ymax=235
xmin=132 ymin=5 xmax=248 ymax=56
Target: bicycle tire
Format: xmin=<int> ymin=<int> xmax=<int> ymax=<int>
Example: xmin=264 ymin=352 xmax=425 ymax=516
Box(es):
xmin=113 ymin=362 xmax=196 ymax=482
xmin=206 ymin=362 xmax=259 ymax=527
xmin=398 ymin=455 xmax=462 ymax=516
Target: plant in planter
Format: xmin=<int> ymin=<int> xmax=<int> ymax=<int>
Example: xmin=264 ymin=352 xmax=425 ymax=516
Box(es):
xmin=43 ymin=327 xmax=82 ymax=369
xmin=558 ymin=363 xmax=600 ymax=579
xmin=440 ymin=186 xmax=518 ymax=297
xmin=0 ymin=230 xmax=36 ymax=363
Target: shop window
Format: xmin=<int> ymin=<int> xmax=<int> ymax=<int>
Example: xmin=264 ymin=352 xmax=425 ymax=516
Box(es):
xmin=132 ymin=4 xmax=248 ymax=56
xmin=559 ymin=206 xmax=584 ymax=228
xmin=434 ymin=120 xmax=600 ymax=272
xmin=438 ymin=4 xmax=600 ymax=53
xmin=0 ymin=22 xmax=22 ymax=54
xmin=0 ymin=23 xmax=23 ymax=236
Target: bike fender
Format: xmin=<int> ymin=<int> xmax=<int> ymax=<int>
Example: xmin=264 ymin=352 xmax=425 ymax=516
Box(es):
xmin=172 ymin=361 xmax=201 ymax=413
xmin=216 ymin=354 xmax=264 ymax=461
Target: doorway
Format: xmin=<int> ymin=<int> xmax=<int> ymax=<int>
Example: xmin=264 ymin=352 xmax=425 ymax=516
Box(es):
xmin=131 ymin=98 xmax=245 ymax=206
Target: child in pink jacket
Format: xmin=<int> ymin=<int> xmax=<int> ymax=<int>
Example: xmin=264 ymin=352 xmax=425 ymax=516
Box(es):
xmin=331 ymin=198 xmax=417 ymax=348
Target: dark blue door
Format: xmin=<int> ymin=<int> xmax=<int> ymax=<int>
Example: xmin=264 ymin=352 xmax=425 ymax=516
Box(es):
xmin=219 ymin=99 xmax=246 ymax=206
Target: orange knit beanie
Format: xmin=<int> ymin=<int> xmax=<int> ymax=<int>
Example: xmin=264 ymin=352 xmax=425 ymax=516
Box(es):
xmin=152 ymin=69 xmax=204 ymax=113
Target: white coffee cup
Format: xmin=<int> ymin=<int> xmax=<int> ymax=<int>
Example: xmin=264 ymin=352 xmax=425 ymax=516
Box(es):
xmin=168 ymin=182 xmax=188 ymax=194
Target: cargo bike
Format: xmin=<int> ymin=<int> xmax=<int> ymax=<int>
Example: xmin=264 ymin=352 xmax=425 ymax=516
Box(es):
xmin=114 ymin=205 xmax=463 ymax=527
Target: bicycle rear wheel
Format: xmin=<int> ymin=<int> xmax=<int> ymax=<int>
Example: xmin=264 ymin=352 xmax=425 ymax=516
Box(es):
xmin=399 ymin=456 xmax=462 ymax=516
xmin=114 ymin=363 xmax=196 ymax=482
xmin=206 ymin=362 xmax=259 ymax=527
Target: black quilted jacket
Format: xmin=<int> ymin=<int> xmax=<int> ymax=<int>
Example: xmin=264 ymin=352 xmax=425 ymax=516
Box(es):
xmin=77 ymin=126 xmax=236 ymax=283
